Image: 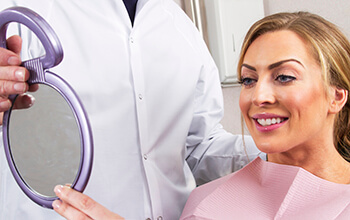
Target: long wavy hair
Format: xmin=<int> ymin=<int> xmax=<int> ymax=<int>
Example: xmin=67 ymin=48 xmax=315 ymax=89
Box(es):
xmin=238 ymin=12 xmax=350 ymax=162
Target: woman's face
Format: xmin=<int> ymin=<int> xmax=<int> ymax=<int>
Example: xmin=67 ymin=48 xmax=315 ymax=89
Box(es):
xmin=239 ymin=30 xmax=334 ymax=155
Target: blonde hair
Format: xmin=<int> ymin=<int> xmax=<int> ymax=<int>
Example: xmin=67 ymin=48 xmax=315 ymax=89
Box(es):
xmin=238 ymin=12 xmax=350 ymax=162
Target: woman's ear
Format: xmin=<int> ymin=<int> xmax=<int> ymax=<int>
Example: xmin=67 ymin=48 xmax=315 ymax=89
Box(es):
xmin=329 ymin=87 xmax=348 ymax=114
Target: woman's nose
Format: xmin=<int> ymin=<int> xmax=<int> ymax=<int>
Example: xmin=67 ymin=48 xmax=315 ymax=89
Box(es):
xmin=252 ymin=80 xmax=276 ymax=107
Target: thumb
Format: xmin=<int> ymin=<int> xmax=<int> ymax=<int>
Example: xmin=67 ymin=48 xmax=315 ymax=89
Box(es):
xmin=6 ymin=35 xmax=22 ymax=57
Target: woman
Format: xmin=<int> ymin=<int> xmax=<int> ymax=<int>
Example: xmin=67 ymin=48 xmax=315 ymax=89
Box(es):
xmin=180 ymin=12 xmax=350 ymax=219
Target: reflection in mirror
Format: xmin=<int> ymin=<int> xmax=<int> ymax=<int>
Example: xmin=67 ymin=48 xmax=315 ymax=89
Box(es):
xmin=8 ymin=84 xmax=81 ymax=197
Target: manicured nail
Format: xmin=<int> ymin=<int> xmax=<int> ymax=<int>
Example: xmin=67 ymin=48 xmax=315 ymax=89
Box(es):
xmin=15 ymin=69 xmax=25 ymax=81
xmin=8 ymin=56 xmax=20 ymax=65
xmin=54 ymin=185 xmax=64 ymax=194
xmin=14 ymin=83 xmax=26 ymax=92
xmin=52 ymin=200 xmax=62 ymax=209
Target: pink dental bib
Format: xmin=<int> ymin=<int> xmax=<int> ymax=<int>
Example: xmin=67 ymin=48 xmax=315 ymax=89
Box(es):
xmin=181 ymin=157 xmax=350 ymax=220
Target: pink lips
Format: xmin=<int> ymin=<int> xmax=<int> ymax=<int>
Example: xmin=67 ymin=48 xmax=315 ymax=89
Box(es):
xmin=252 ymin=113 xmax=288 ymax=132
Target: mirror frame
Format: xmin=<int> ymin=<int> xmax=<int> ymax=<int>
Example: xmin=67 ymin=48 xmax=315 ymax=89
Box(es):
xmin=0 ymin=7 xmax=93 ymax=208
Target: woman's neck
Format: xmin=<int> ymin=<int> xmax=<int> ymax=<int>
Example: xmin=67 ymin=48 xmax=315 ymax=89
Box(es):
xmin=268 ymin=146 xmax=350 ymax=184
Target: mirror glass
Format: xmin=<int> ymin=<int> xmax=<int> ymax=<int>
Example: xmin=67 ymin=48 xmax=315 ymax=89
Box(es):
xmin=8 ymin=84 xmax=81 ymax=197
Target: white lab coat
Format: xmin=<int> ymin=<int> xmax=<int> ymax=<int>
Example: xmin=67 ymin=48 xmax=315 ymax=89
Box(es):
xmin=0 ymin=0 xmax=261 ymax=219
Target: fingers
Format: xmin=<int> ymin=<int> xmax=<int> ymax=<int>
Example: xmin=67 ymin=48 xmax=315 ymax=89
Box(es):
xmin=6 ymin=35 xmax=22 ymax=56
xmin=12 ymin=94 xmax=35 ymax=110
xmin=0 ymin=36 xmax=31 ymax=116
xmin=28 ymin=83 xmax=39 ymax=92
xmin=0 ymin=66 xmax=28 ymax=80
xmin=0 ymin=47 xmax=21 ymax=66
xmin=0 ymin=78 xmax=29 ymax=96
xmin=53 ymin=199 xmax=93 ymax=220
xmin=0 ymin=98 xmax=12 ymax=112
xmin=0 ymin=64 xmax=29 ymax=97
xmin=0 ymin=35 xmax=22 ymax=66
xmin=53 ymin=185 xmax=124 ymax=220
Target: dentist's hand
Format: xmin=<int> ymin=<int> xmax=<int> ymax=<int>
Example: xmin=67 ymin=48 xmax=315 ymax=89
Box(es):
xmin=0 ymin=35 xmax=38 ymax=124
xmin=53 ymin=185 xmax=125 ymax=220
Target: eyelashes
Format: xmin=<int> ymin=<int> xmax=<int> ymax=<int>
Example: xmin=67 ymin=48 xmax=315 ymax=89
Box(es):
xmin=239 ymin=74 xmax=296 ymax=87
xmin=238 ymin=77 xmax=256 ymax=87
xmin=275 ymin=74 xmax=296 ymax=83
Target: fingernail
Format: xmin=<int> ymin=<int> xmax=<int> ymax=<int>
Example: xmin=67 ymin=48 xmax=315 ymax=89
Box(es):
xmin=52 ymin=200 xmax=62 ymax=209
xmin=0 ymin=100 xmax=11 ymax=110
xmin=8 ymin=56 xmax=21 ymax=65
xmin=27 ymin=94 xmax=35 ymax=107
xmin=15 ymin=69 xmax=25 ymax=81
xmin=14 ymin=83 xmax=26 ymax=92
xmin=54 ymin=185 xmax=64 ymax=194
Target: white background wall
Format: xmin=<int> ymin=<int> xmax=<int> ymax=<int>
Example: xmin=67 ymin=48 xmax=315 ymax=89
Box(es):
xmin=264 ymin=0 xmax=350 ymax=38
xmin=175 ymin=0 xmax=350 ymax=134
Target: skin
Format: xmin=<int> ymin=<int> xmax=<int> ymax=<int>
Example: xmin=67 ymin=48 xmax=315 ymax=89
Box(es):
xmin=53 ymin=185 xmax=124 ymax=219
xmin=239 ymin=30 xmax=350 ymax=184
xmin=0 ymin=35 xmax=37 ymax=124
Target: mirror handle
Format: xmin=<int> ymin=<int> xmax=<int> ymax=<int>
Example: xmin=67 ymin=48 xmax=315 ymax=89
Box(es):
xmin=0 ymin=6 xmax=63 ymax=69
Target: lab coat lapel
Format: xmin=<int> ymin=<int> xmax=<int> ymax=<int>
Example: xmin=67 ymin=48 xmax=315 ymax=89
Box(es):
xmin=133 ymin=0 xmax=158 ymax=27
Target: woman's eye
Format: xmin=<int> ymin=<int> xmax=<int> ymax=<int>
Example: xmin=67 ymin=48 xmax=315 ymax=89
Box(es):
xmin=239 ymin=77 xmax=256 ymax=86
xmin=276 ymin=74 xmax=296 ymax=83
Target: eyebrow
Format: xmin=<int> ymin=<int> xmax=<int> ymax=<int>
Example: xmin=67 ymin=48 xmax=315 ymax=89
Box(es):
xmin=241 ymin=59 xmax=304 ymax=71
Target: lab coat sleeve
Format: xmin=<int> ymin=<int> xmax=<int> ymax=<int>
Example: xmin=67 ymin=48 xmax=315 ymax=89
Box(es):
xmin=185 ymin=39 xmax=262 ymax=185
xmin=187 ymin=127 xmax=262 ymax=186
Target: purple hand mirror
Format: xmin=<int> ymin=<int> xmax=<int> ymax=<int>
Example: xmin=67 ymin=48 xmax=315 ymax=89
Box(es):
xmin=0 ymin=7 xmax=93 ymax=209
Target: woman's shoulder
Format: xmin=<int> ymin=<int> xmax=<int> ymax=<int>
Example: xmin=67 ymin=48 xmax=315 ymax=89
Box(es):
xmin=180 ymin=172 xmax=236 ymax=219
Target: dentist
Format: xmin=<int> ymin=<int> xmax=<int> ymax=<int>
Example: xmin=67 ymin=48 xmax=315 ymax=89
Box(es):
xmin=0 ymin=0 xmax=260 ymax=219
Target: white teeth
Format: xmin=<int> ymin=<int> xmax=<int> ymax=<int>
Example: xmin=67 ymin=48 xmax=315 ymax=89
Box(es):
xmin=257 ymin=118 xmax=283 ymax=126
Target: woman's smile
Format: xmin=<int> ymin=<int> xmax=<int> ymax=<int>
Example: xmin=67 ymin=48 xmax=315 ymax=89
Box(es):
xmin=252 ymin=113 xmax=288 ymax=132
xmin=239 ymin=30 xmax=332 ymax=154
